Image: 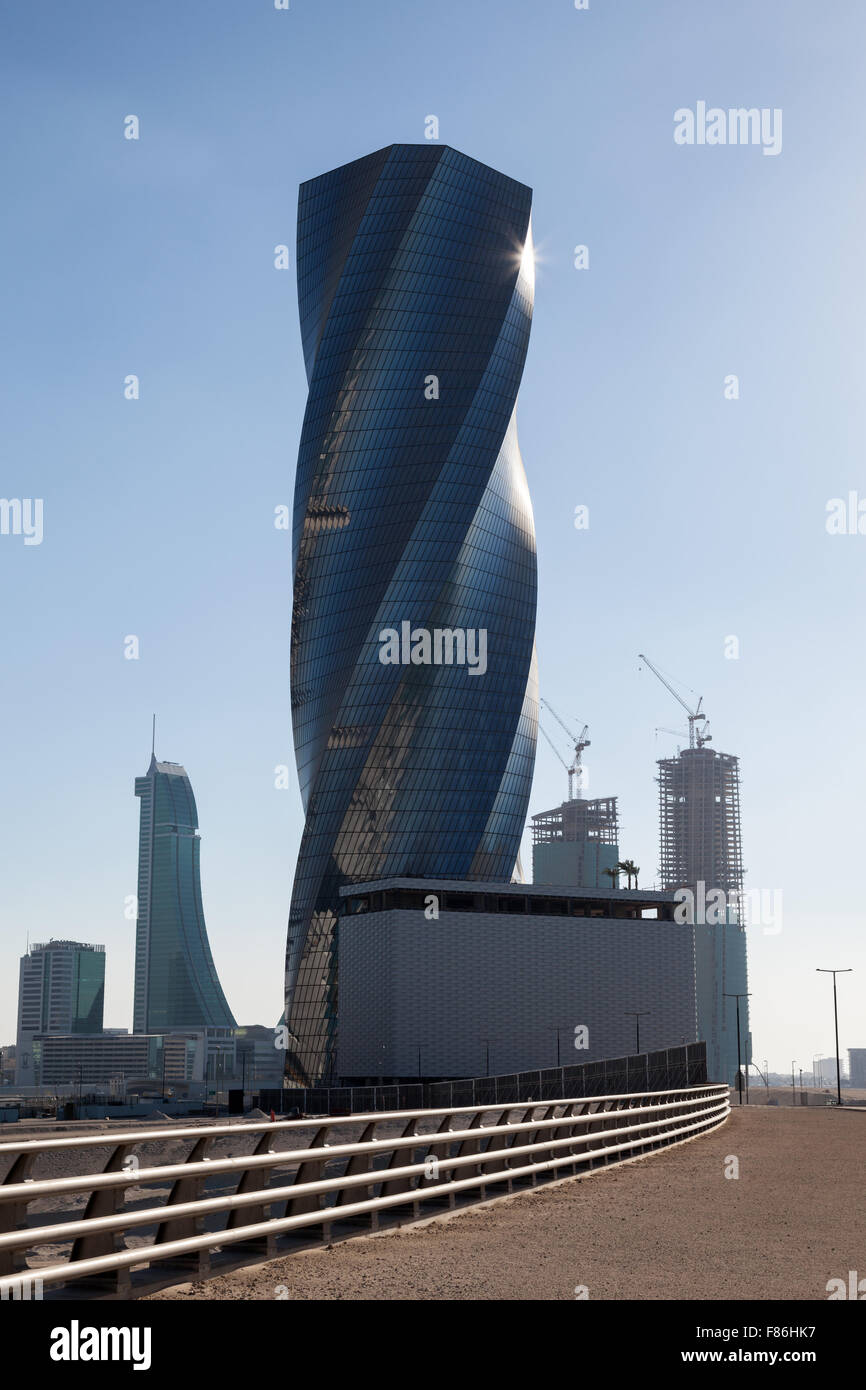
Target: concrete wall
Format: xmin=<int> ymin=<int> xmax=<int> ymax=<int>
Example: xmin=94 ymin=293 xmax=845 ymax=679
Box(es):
xmin=338 ymin=909 xmax=698 ymax=1079
xmin=533 ymin=840 xmax=620 ymax=889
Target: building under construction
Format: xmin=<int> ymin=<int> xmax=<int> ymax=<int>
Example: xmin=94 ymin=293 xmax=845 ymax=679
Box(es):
xmin=657 ymin=747 xmax=744 ymax=903
xmin=532 ymin=796 xmax=620 ymax=889
xmin=655 ymin=743 xmax=750 ymax=1089
xmin=639 ymin=655 xmax=751 ymax=1090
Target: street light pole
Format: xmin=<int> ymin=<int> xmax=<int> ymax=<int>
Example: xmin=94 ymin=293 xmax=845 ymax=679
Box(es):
xmin=624 ymin=1011 xmax=651 ymax=1055
xmin=751 ymin=1060 xmax=770 ymax=1102
xmin=723 ymin=992 xmax=751 ymax=1106
xmin=545 ymin=1027 xmax=565 ymax=1068
xmin=816 ymin=968 xmax=853 ymax=1107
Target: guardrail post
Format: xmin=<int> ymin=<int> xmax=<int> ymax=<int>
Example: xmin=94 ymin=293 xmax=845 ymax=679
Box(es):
xmin=334 ymin=1121 xmax=377 ymax=1207
xmin=63 ymin=1143 xmax=137 ymax=1295
xmin=520 ymin=1104 xmax=553 ymax=1184
xmin=566 ymin=1101 xmax=589 ymax=1172
xmin=380 ymin=1116 xmax=420 ymax=1204
xmin=152 ymin=1134 xmax=216 ymax=1280
xmin=585 ymin=1099 xmax=608 ymax=1169
xmin=224 ymin=1129 xmax=282 ymax=1257
xmin=474 ymin=1106 xmax=524 ymax=1196
xmin=0 ymin=1152 xmax=37 ymax=1276
xmin=286 ymin=1125 xmax=331 ymax=1219
xmin=479 ymin=1110 xmax=512 ymax=1174
xmin=418 ymin=1112 xmax=457 ymax=1206
xmin=452 ymin=1107 xmax=485 ymax=1193
xmin=547 ymin=1104 xmax=573 ymax=1167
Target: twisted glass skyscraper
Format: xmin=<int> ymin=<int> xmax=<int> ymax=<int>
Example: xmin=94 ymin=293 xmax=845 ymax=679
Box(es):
xmin=286 ymin=144 xmax=538 ymax=1084
xmin=134 ymin=754 xmax=236 ymax=1033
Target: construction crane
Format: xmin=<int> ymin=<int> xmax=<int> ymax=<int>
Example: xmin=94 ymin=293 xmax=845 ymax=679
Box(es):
xmin=638 ymin=654 xmax=712 ymax=748
xmin=539 ymin=698 xmax=590 ymax=800
xmin=538 ymin=724 xmax=571 ymax=794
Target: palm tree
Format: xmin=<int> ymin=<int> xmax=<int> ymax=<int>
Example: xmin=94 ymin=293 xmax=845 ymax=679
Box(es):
xmin=603 ymin=865 xmax=621 ymax=890
xmin=618 ymin=858 xmax=640 ymax=890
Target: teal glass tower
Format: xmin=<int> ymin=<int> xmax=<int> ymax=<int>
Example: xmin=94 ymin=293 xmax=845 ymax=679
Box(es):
xmin=133 ymin=753 xmax=235 ymax=1033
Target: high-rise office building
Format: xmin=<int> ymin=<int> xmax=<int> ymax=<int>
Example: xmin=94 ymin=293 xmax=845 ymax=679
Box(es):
xmin=15 ymin=939 xmax=105 ymax=1085
xmin=657 ymin=745 xmax=750 ymax=1084
xmin=285 ymin=144 xmax=538 ymax=1083
xmin=133 ymin=753 xmax=235 ymax=1034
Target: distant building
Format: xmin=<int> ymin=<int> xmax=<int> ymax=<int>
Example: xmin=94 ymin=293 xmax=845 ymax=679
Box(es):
xmin=848 ymin=1049 xmax=866 ymax=1089
xmin=336 ymin=878 xmax=697 ymax=1081
xmin=16 ymin=940 xmax=105 ymax=1085
xmin=235 ymin=1025 xmax=284 ymax=1088
xmin=657 ymin=746 xmax=750 ymax=1086
xmin=30 ymin=1032 xmax=195 ymax=1088
xmin=27 ymin=1029 xmax=238 ymax=1089
xmin=814 ymin=1055 xmax=845 ymax=1085
xmin=134 ymin=753 xmax=235 ymax=1034
xmin=532 ymin=796 xmax=620 ymax=888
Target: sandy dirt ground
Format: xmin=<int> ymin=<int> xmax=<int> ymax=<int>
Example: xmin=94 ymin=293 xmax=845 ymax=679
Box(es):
xmin=147 ymin=1106 xmax=865 ymax=1301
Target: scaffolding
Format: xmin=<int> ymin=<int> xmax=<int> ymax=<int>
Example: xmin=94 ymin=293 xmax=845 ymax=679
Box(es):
xmin=532 ymin=797 xmax=619 ymax=846
xmin=657 ymin=747 xmax=743 ymax=902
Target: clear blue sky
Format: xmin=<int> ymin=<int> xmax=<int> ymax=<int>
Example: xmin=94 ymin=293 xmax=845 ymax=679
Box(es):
xmin=1 ymin=0 xmax=863 ymax=1076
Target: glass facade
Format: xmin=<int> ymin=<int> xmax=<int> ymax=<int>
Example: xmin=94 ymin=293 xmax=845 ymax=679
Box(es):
xmin=72 ymin=949 xmax=105 ymax=1034
xmin=133 ymin=755 xmax=236 ymax=1033
xmin=285 ymin=144 xmax=539 ymax=1084
xmin=15 ymin=940 xmax=105 ymax=1084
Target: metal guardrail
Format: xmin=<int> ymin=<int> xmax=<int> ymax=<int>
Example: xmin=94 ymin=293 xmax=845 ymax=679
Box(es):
xmin=0 ymin=1084 xmax=729 ymax=1300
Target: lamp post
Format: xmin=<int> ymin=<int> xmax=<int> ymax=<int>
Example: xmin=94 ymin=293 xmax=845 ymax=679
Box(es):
xmin=751 ymin=1060 xmax=770 ymax=1102
xmin=723 ymin=992 xmax=751 ymax=1106
xmin=624 ymin=1011 xmax=651 ymax=1055
xmin=545 ymin=1026 xmax=568 ymax=1068
xmin=816 ymin=968 xmax=852 ymax=1107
